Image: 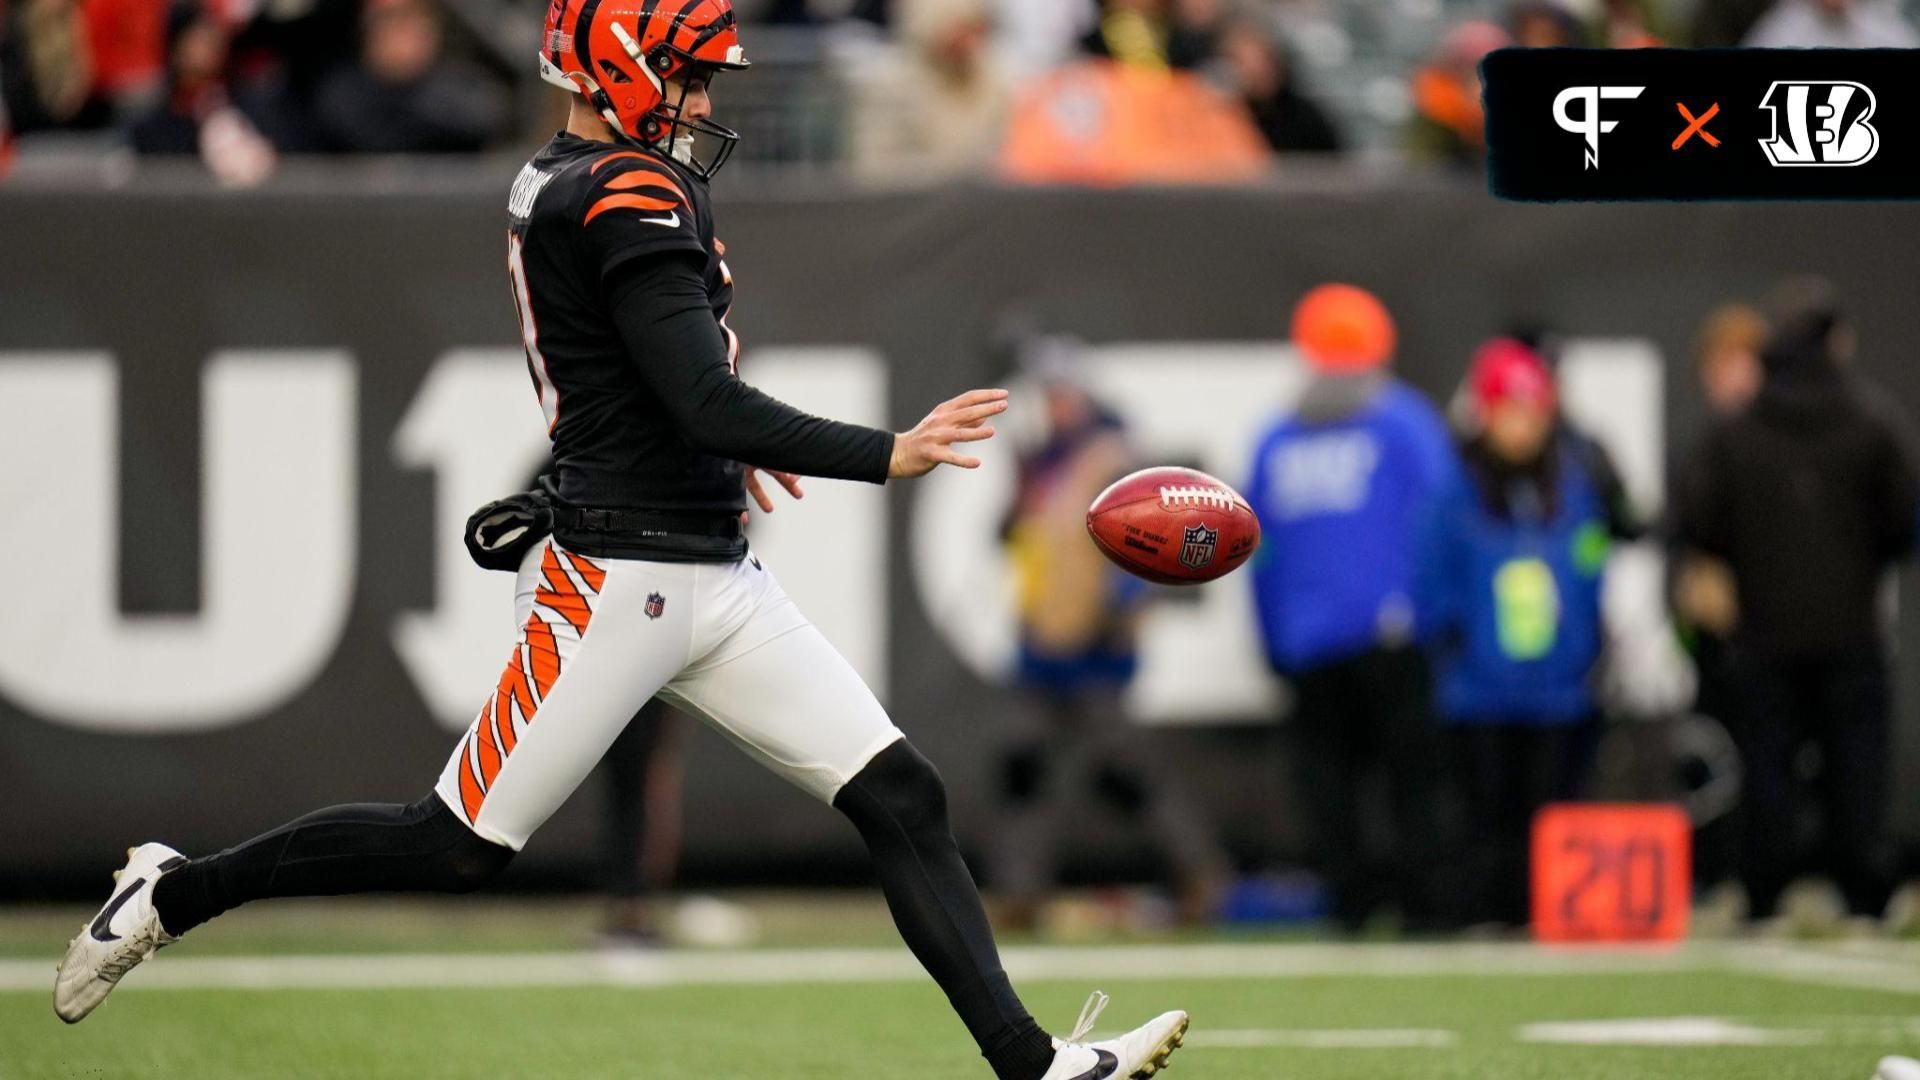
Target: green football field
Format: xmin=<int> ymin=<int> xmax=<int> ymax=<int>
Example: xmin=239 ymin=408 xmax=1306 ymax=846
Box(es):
xmin=2 ymin=899 xmax=1917 ymax=1079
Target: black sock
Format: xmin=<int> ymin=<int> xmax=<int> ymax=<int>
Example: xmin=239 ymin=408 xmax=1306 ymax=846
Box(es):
xmin=982 ymin=1025 xmax=1059 ymax=1080
xmin=834 ymin=740 xmax=1058 ymax=1080
xmin=151 ymin=794 xmax=513 ymax=938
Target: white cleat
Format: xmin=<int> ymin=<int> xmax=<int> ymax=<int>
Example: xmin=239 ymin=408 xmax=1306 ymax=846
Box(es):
xmin=53 ymin=843 xmax=187 ymax=1023
xmin=1042 ymin=992 xmax=1190 ymax=1079
xmin=1877 ymin=1056 xmax=1920 ymax=1080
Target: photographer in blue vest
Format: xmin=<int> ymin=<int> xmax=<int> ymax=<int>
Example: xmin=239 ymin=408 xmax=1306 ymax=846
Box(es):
xmin=1246 ymin=284 xmax=1458 ymax=932
xmin=1416 ymin=338 xmax=1610 ymax=928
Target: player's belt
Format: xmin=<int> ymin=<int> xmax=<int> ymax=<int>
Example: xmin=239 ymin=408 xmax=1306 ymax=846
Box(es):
xmin=553 ymin=506 xmax=744 ymax=540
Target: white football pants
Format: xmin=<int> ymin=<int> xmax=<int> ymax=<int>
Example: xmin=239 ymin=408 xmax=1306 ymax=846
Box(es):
xmin=434 ymin=541 xmax=903 ymax=850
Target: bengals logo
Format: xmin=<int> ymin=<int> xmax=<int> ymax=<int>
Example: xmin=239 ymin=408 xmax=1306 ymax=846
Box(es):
xmin=1758 ymin=81 xmax=1879 ymax=167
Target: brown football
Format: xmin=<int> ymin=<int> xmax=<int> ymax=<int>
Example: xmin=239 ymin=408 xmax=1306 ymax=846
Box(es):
xmin=1086 ymin=466 xmax=1261 ymax=585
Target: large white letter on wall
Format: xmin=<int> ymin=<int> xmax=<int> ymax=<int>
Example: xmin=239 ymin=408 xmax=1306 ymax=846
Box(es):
xmin=736 ymin=348 xmax=890 ymax=697
xmin=391 ymin=349 xmax=551 ymax=731
xmin=1559 ymin=340 xmax=1693 ymax=718
xmin=0 ymin=351 xmax=357 ymax=732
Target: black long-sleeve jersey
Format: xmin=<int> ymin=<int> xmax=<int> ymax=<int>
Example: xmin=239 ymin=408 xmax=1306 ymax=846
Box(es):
xmin=505 ymin=132 xmax=893 ymax=559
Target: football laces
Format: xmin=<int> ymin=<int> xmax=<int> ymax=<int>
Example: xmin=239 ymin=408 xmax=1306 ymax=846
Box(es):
xmin=1157 ymin=484 xmax=1239 ymax=512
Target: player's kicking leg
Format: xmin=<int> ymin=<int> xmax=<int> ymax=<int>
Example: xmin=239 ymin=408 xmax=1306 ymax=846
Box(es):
xmin=53 ymin=843 xmax=186 ymax=1022
xmin=662 ymin=555 xmax=1188 ymax=1079
xmin=56 ymin=543 xmax=682 ymax=1023
xmin=53 ymin=795 xmax=511 ymax=1023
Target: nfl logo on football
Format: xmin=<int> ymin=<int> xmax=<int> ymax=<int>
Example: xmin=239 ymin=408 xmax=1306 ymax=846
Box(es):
xmin=1179 ymin=524 xmax=1219 ymax=571
xmin=645 ymin=592 xmax=667 ymax=620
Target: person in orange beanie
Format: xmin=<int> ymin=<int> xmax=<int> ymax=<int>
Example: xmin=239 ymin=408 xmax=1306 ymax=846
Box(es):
xmin=1245 ymin=284 xmax=1460 ymax=932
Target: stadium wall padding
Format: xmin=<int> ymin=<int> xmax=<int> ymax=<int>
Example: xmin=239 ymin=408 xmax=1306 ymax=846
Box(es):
xmin=3 ymin=178 xmax=1919 ymax=895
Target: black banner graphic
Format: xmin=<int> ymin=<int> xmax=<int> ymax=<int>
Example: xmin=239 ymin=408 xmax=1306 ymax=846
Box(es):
xmin=1486 ymin=48 xmax=1920 ymax=200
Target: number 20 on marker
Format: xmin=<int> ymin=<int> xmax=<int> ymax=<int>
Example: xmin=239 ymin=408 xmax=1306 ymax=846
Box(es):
xmin=1532 ymin=803 xmax=1691 ymax=944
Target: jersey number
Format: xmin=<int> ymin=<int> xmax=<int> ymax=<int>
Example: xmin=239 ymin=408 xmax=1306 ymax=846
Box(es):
xmin=507 ymin=233 xmax=561 ymax=433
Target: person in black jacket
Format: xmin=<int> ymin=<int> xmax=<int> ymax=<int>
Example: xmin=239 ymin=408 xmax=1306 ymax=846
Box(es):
xmin=311 ymin=0 xmax=508 ymax=153
xmin=1216 ymin=18 xmax=1342 ymax=155
xmin=1679 ymin=277 xmax=1920 ymax=923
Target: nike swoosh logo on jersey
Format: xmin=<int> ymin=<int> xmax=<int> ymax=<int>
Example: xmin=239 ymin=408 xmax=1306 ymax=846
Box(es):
xmin=89 ymin=879 xmax=145 ymax=942
xmin=640 ymin=212 xmax=681 ymax=229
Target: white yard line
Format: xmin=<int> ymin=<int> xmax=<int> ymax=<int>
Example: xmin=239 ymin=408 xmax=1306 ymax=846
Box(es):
xmin=2 ymin=941 xmax=1914 ymax=995
xmin=1190 ymin=1028 xmax=1460 ymax=1049
xmin=1516 ymin=1017 xmax=1826 ymax=1046
xmin=1724 ymin=943 xmax=1920 ymax=996
xmin=1191 ymin=1017 xmax=1920 ymax=1051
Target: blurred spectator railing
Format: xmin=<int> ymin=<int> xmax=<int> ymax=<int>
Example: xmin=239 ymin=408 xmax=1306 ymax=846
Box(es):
xmin=9 ymin=0 xmax=1920 ymax=182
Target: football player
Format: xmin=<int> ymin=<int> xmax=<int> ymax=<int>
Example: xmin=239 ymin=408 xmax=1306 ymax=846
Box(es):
xmin=54 ymin=3 xmax=1187 ymax=1077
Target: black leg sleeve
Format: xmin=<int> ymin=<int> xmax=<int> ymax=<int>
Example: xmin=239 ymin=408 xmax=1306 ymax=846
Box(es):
xmin=1291 ymin=658 xmax=1371 ymax=929
xmin=834 ymin=740 xmax=1055 ymax=1080
xmin=1373 ymin=648 xmax=1448 ymax=929
xmin=1733 ymin=659 xmax=1804 ymax=921
xmin=150 ymin=794 xmax=514 ymax=938
xmin=1815 ymin=654 xmax=1896 ymax=918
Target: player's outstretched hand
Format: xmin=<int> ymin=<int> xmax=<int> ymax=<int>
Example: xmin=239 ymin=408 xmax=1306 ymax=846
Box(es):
xmin=889 ymin=388 xmax=1009 ymax=479
xmin=745 ymin=467 xmax=804 ymax=514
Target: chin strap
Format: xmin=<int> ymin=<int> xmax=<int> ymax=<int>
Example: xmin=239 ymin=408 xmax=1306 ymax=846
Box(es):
xmin=538 ymin=53 xmax=626 ymax=133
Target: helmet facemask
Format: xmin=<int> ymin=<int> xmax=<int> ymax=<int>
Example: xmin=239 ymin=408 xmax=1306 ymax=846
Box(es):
xmin=614 ymin=26 xmax=745 ymax=181
xmin=646 ymin=56 xmax=740 ymax=181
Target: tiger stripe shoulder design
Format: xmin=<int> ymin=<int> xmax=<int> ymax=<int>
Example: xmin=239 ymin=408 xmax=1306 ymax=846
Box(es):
xmin=571 ymin=145 xmax=708 ymax=268
xmin=583 ymin=151 xmax=692 ymax=225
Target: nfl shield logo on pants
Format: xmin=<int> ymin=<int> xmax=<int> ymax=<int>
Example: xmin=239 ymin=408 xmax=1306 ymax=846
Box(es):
xmin=1180 ymin=524 xmax=1218 ymax=571
xmin=645 ymin=592 xmax=667 ymax=620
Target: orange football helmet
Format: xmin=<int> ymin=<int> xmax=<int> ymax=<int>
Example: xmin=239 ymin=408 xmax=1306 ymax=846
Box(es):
xmin=539 ymin=0 xmax=750 ymax=178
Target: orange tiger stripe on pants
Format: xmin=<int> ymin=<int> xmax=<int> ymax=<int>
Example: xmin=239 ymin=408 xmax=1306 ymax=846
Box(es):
xmin=536 ymin=549 xmax=594 ymax=635
xmin=455 ymin=543 xmax=604 ymax=823
xmin=434 ymin=541 xmax=905 ymax=852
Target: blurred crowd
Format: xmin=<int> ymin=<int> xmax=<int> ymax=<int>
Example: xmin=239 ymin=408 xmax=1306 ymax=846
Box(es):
xmin=993 ymin=278 xmax=1918 ymax=935
xmin=5 ymin=0 xmax=1918 ymax=182
xmin=0 ymin=0 xmax=511 ymax=179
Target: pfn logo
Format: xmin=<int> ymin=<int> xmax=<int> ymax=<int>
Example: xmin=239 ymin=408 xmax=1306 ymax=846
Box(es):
xmin=1554 ymin=86 xmax=1645 ymax=169
xmin=1759 ymin=81 xmax=1879 ymax=167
